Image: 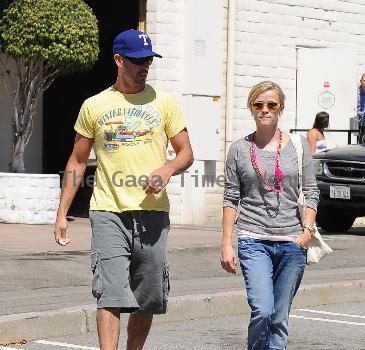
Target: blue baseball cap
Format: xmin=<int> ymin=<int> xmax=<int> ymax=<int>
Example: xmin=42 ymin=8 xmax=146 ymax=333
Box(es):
xmin=113 ymin=30 xmax=162 ymax=58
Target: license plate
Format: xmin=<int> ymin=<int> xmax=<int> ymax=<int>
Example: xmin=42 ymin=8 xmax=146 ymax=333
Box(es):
xmin=330 ymin=185 xmax=351 ymax=199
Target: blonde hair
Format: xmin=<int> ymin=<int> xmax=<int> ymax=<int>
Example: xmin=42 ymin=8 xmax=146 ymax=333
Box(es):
xmin=247 ymin=81 xmax=286 ymax=113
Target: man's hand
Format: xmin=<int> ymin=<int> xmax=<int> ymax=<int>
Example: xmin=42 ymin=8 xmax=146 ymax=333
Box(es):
xmin=54 ymin=215 xmax=71 ymax=246
xmin=293 ymin=230 xmax=312 ymax=249
xmin=220 ymin=244 xmax=238 ymax=274
xmin=53 ymin=133 xmax=92 ymax=246
xmin=143 ymin=165 xmax=174 ymax=195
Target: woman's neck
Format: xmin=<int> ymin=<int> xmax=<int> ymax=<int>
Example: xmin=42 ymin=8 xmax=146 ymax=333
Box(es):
xmin=254 ymin=127 xmax=278 ymax=148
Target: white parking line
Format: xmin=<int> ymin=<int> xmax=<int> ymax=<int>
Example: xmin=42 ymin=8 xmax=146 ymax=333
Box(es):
xmin=0 ymin=347 xmax=23 ymax=350
xmin=290 ymin=315 xmax=365 ymax=326
xmin=34 ymin=340 xmax=99 ymax=349
xmin=295 ymin=308 xmax=365 ymax=319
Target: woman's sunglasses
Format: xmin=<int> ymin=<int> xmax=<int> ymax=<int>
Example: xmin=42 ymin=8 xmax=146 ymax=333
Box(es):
xmin=123 ymin=56 xmax=154 ymax=65
xmin=252 ymin=102 xmax=279 ymax=111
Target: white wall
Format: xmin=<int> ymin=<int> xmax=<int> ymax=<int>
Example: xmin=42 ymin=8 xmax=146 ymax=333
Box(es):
xmin=146 ymin=0 xmax=186 ymax=225
xmin=146 ymin=0 xmax=227 ymax=225
xmin=233 ymin=0 xmax=365 ymax=140
xmin=204 ymin=0 xmax=228 ymax=225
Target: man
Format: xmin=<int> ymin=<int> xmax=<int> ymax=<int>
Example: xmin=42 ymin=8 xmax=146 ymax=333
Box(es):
xmin=357 ymin=73 xmax=365 ymax=143
xmin=54 ymin=29 xmax=193 ymax=350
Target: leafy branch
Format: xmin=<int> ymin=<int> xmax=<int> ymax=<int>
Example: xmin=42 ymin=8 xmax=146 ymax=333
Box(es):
xmin=0 ymin=0 xmax=99 ymax=172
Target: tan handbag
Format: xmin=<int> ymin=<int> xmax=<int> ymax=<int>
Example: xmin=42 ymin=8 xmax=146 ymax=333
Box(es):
xmin=289 ymin=134 xmax=333 ymax=264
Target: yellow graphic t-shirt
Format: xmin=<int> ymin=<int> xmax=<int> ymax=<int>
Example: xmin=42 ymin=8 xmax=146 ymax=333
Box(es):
xmin=74 ymin=84 xmax=187 ymax=212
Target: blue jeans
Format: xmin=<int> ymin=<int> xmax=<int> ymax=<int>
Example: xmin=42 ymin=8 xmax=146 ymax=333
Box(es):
xmin=238 ymin=237 xmax=307 ymax=350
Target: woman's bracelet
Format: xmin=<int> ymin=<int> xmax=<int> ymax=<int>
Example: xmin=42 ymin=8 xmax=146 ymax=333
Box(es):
xmin=302 ymin=224 xmax=315 ymax=235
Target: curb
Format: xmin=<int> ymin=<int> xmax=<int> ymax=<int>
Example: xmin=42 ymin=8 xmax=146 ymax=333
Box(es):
xmin=1 ymin=280 xmax=364 ymax=340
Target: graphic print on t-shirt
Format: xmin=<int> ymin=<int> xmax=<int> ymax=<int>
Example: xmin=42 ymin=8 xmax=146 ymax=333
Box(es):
xmin=98 ymin=104 xmax=162 ymax=151
xmin=103 ymin=120 xmax=153 ymax=141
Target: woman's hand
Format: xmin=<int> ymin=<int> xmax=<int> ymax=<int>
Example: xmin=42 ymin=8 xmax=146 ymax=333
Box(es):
xmin=293 ymin=230 xmax=312 ymax=249
xmin=220 ymin=244 xmax=238 ymax=274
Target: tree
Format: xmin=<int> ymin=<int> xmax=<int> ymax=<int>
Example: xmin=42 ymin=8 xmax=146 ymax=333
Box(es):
xmin=0 ymin=0 xmax=99 ymax=172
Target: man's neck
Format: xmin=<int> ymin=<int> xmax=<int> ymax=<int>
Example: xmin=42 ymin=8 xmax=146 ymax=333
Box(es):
xmin=113 ymin=79 xmax=145 ymax=94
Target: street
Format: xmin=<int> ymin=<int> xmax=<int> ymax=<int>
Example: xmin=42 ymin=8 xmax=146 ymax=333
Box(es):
xmin=0 ymin=221 xmax=365 ymax=347
xmin=2 ymin=301 xmax=365 ymax=350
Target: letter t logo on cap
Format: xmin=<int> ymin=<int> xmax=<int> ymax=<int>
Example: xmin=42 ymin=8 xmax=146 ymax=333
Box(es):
xmin=139 ymin=34 xmax=149 ymax=46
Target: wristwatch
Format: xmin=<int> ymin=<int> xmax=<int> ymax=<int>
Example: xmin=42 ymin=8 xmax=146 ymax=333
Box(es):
xmin=303 ymin=224 xmax=315 ymax=235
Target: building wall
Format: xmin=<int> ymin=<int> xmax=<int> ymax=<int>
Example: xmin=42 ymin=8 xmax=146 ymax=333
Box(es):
xmin=146 ymin=0 xmax=185 ymax=224
xmin=233 ymin=0 xmax=365 ymax=140
xmin=147 ymin=0 xmax=365 ymax=225
xmin=205 ymin=0 xmax=228 ymax=225
xmin=146 ymin=0 xmax=228 ymax=225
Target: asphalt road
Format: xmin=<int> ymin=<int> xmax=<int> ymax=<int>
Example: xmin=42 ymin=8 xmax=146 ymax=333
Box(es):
xmin=5 ymin=301 xmax=365 ymax=350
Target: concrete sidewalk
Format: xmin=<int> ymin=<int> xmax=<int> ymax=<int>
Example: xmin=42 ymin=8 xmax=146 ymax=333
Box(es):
xmin=0 ymin=218 xmax=365 ymax=340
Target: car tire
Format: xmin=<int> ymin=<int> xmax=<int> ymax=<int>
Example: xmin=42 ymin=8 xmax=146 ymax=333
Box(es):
xmin=316 ymin=208 xmax=355 ymax=233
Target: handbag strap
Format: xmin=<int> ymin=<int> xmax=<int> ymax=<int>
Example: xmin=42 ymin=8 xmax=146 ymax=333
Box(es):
xmin=288 ymin=133 xmax=303 ymax=191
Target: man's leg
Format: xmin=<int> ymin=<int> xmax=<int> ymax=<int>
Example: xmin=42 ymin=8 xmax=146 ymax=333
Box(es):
xmin=89 ymin=211 xmax=140 ymax=350
xmin=126 ymin=314 xmax=153 ymax=350
xmin=128 ymin=211 xmax=170 ymax=349
xmin=97 ymin=307 xmax=120 ymax=350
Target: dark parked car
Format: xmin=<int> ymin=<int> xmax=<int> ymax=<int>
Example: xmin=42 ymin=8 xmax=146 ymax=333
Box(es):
xmin=313 ymin=144 xmax=365 ymax=232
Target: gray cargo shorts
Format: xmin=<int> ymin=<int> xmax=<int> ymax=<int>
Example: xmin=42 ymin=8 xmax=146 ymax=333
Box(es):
xmin=89 ymin=210 xmax=170 ymax=314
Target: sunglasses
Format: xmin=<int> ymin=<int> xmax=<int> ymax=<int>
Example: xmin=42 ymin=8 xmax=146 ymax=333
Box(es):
xmin=123 ymin=56 xmax=153 ymax=65
xmin=252 ymin=101 xmax=280 ymax=111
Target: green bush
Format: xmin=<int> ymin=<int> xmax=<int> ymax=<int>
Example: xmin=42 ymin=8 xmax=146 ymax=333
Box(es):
xmin=0 ymin=0 xmax=99 ymax=74
xmin=0 ymin=0 xmax=99 ymax=172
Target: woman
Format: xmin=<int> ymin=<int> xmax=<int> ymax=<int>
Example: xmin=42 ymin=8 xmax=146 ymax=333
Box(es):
xmin=306 ymin=111 xmax=330 ymax=154
xmin=221 ymin=81 xmax=319 ymax=350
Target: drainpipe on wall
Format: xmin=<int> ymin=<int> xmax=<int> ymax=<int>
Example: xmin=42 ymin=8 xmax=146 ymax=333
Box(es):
xmin=224 ymin=0 xmax=236 ymax=158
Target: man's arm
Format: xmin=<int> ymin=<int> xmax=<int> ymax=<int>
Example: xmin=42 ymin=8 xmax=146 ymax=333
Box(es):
xmin=143 ymin=128 xmax=193 ymax=194
xmin=54 ymin=133 xmax=94 ymax=245
xmin=167 ymin=128 xmax=194 ymax=175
